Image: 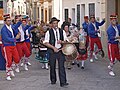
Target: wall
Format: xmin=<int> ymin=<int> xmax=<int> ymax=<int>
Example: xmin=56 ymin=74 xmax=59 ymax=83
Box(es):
xmin=13 ymin=0 xmax=26 ymax=15
xmin=62 ymin=0 xmax=105 ymax=26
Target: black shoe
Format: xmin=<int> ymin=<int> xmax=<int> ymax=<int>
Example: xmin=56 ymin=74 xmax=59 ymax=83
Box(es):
xmin=67 ymin=67 xmax=71 ymax=70
xmin=81 ymin=66 xmax=84 ymax=69
xmin=51 ymin=82 xmax=56 ymax=85
xmin=100 ymin=50 xmax=105 ymax=58
xmin=77 ymin=63 xmax=80 ymax=67
xmin=60 ymin=83 xmax=69 ymax=87
xmin=71 ymin=62 xmax=75 ymax=65
xmin=117 ymin=60 xmax=120 ymax=63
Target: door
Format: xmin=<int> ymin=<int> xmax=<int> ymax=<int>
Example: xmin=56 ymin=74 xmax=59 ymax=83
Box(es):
xmin=116 ymin=0 xmax=120 ymax=23
xmin=45 ymin=9 xmax=47 ymax=23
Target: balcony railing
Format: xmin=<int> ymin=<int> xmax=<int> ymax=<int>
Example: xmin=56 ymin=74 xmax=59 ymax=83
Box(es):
xmin=40 ymin=0 xmax=52 ymax=3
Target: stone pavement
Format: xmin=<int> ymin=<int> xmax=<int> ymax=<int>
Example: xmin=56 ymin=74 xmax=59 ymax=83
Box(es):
xmin=0 ymin=54 xmax=120 ymax=90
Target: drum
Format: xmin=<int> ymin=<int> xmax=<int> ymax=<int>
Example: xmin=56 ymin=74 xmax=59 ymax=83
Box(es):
xmin=62 ymin=43 xmax=77 ymax=61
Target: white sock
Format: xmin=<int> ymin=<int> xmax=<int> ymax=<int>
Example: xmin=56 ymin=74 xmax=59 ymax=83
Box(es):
xmin=81 ymin=61 xmax=85 ymax=67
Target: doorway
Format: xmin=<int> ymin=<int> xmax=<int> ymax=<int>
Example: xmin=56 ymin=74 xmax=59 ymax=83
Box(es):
xmin=81 ymin=4 xmax=85 ymax=24
xmin=116 ymin=0 xmax=120 ymax=23
xmin=45 ymin=9 xmax=47 ymax=23
xmin=72 ymin=8 xmax=75 ymax=24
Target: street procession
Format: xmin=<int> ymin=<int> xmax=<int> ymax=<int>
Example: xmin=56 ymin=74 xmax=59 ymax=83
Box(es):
xmin=0 ymin=0 xmax=120 ymax=89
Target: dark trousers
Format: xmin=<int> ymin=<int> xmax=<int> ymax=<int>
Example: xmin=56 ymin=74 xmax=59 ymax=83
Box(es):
xmin=49 ymin=51 xmax=67 ymax=84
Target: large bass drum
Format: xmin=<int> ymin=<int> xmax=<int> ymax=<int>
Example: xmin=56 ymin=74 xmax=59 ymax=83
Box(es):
xmin=62 ymin=43 xmax=77 ymax=61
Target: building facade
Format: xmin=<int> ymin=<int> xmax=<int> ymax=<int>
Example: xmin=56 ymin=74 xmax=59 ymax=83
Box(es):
xmin=38 ymin=0 xmax=120 ymax=56
xmin=5 ymin=0 xmax=26 ymax=18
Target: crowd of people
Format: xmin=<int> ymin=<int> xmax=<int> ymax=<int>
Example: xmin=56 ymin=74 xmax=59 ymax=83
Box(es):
xmin=0 ymin=13 xmax=120 ymax=87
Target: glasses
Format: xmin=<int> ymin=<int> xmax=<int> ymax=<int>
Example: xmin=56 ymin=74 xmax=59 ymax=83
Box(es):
xmin=6 ymin=20 xmax=11 ymax=22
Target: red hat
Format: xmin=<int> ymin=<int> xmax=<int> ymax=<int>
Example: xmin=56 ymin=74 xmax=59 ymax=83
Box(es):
xmin=15 ymin=15 xmax=21 ymax=19
xmin=110 ymin=14 xmax=117 ymax=20
xmin=3 ymin=14 xmax=10 ymax=18
xmin=84 ymin=16 xmax=88 ymax=19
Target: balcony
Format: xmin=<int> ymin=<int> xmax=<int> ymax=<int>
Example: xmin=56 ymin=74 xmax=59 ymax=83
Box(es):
xmin=40 ymin=0 xmax=52 ymax=3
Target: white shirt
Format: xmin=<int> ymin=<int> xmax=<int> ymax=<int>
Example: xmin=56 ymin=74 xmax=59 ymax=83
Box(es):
xmin=113 ymin=26 xmax=119 ymax=38
xmin=26 ymin=29 xmax=29 ymax=40
xmin=92 ymin=23 xmax=97 ymax=31
xmin=18 ymin=25 xmax=25 ymax=42
xmin=6 ymin=24 xmax=14 ymax=38
xmin=92 ymin=23 xmax=101 ymax=37
xmin=43 ymin=28 xmax=68 ymax=49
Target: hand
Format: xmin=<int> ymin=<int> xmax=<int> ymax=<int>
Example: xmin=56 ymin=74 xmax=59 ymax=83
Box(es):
xmin=53 ymin=47 xmax=59 ymax=53
xmin=97 ymin=30 xmax=100 ymax=33
xmin=27 ymin=20 xmax=31 ymax=25
xmin=102 ymin=18 xmax=105 ymax=21
xmin=116 ymin=36 xmax=120 ymax=39
xmin=16 ymin=32 xmax=21 ymax=39
xmin=57 ymin=40 xmax=62 ymax=44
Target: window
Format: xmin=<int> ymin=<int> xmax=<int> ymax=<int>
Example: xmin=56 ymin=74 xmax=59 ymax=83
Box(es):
xmin=41 ymin=8 xmax=44 ymax=20
xmin=89 ymin=3 xmax=95 ymax=16
xmin=77 ymin=4 xmax=80 ymax=27
xmin=64 ymin=9 xmax=69 ymax=21
xmin=49 ymin=6 xmax=52 ymax=21
xmin=38 ymin=7 xmax=39 ymax=18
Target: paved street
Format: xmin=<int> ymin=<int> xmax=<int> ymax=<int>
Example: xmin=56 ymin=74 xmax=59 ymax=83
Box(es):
xmin=0 ymin=54 xmax=120 ymax=90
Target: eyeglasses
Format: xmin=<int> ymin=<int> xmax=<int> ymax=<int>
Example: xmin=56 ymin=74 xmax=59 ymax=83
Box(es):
xmin=6 ymin=20 xmax=11 ymax=22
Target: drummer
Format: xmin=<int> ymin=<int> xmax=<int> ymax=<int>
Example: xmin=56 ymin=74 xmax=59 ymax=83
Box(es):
xmin=43 ymin=17 xmax=69 ymax=87
xmin=62 ymin=23 xmax=72 ymax=69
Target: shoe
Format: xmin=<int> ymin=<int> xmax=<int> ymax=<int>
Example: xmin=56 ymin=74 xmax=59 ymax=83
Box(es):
xmin=94 ymin=55 xmax=98 ymax=60
xmin=118 ymin=60 xmax=120 ymax=62
xmin=6 ymin=76 xmax=12 ymax=81
xmin=93 ymin=53 xmax=98 ymax=60
xmin=20 ymin=63 xmax=24 ymax=67
xmin=71 ymin=62 xmax=75 ymax=65
xmin=45 ymin=65 xmax=49 ymax=70
xmin=10 ymin=71 xmax=15 ymax=77
xmin=11 ymin=63 xmax=16 ymax=69
xmin=51 ymin=82 xmax=56 ymax=85
xmin=108 ymin=65 xmax=112 ymax=70
xmin=100 ymin=50 xmax=105 ymax=58
xmin=60 ymin=83 xmax=69 ymax=87
xmin=45 ymin=63 xmax=49 ymax=70
xmin=77 ymin=63 xmax=80 ymax=67
xmin=109 ymin=71 xmax=115 ymax=76
xmin=27 ymin=62 xmax=31 ymax=66
xmin=24 ymin=64 xmax=28 ymax=71
xmin=81 ymin=66 xmax=84 ymax=69
xmin=67 ymin=67 xmax=71 ymax=70
xmin=15 ymin=67 xmax=20 ymax=73
xmin=42 ymin=65 xmax=45 ymax=69
xmin=90 ymin=59 xmax=93 ymax=63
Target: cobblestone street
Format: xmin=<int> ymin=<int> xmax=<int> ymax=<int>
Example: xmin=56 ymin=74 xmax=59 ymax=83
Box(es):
xmin=0 ymin=54 xmax=120 ymax=90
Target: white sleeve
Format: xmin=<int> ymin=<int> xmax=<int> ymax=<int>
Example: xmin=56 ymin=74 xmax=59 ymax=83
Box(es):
xmin=63 ymin=30 xmax=69 ymax=41
xmin=43 ymin=31 xmax=49 ymax=43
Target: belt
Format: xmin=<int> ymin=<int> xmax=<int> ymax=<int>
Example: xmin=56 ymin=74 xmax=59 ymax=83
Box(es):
xmin=16 ymin=41 xmax=24 ymax=43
